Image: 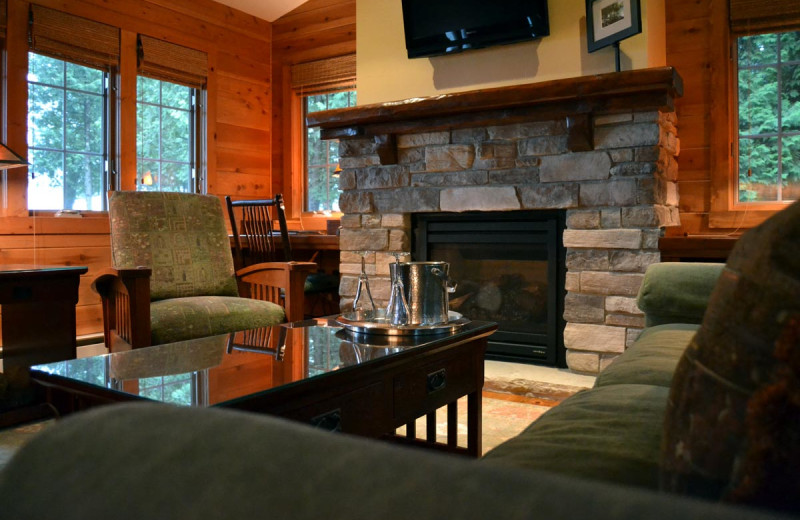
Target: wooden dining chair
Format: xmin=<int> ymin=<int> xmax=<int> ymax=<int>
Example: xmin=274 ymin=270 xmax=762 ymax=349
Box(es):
xmin=226 ymin=195 xmax=340 ymax=318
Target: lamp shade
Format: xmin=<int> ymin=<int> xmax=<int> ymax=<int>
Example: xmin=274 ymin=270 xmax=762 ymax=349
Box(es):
xmin=0 ymin=143 xmax=28 ymax=170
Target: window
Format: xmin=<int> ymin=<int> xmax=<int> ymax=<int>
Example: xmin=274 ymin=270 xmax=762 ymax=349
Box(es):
xmin=736 ymin=30 xmax=800 ymax=203
xmin=27 ymin=53 xmax=108 ymax=211
xmin=305 ymin=90 xmax=356 ymax=212
xmin=22 ymin=6 xmax=208 ymax=211
xmin=290 ymin=54 xmax=356 ymax=217
xmin=137 ymin=76 xmax=198 ymax=192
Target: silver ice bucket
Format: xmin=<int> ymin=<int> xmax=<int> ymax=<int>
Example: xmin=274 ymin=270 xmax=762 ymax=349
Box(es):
xmin=391 ymin=261 xmax=456 ymax=325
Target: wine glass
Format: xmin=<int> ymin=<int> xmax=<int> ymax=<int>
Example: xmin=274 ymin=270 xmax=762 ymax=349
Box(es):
xmin=352 ymin=251 xmax=376 ymax=321
xmin=386 ymin=252 xmax=410 ymax=326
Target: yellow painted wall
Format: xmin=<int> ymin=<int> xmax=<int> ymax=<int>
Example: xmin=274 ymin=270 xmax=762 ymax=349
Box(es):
xmin=357 ymin=0 xmax=666 ymax=105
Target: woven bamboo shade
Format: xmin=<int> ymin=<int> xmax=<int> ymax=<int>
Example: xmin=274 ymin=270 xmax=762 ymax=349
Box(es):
xmin=138 ymin=35 xmax=207 ymax=89
xmin=29 ymin=5 xmax=119 ymax=68
xmin=291 ymin=54 xmax=356 ymax=95
xmin=730 ymin=0 xmax=800 ymax=33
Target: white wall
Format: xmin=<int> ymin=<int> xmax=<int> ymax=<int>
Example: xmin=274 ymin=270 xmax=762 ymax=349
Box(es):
xmin=357 ymin=0 xmax=665 ymax=105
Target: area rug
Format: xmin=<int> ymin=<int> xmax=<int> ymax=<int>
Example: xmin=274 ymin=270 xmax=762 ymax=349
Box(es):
xmin=396 ymin=391 xmax=555 ymax=455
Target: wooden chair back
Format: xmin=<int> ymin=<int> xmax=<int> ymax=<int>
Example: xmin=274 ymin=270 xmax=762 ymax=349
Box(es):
xmin=226 ymin=195 xmax=293 ymax=269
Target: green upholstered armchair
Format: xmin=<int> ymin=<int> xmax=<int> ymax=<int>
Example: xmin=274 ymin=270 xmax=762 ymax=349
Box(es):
xmin=92 ymin=191 xmax=317 ymax=351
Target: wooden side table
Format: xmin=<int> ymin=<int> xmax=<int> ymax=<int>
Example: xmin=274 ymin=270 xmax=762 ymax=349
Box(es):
xmin=0 ymin=264 xmax=88 ymax=374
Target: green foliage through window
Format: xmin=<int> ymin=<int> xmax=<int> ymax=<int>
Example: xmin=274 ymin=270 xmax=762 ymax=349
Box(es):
xmin=737 ymin=30 xmax=800 ymax=203
xmin=27 ymin=53 xmax=106 ymax=211
xmin=137 ymin=76 xmax=196 ymax=193
xmin=305 ymin=90 xmax=356 ymax=212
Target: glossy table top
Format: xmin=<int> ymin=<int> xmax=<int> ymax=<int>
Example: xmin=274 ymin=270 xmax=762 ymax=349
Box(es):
xmin=30 ymin=317 xmax=496 ymax=407
xmin=0 ymin=264 xmax=88 ymax=275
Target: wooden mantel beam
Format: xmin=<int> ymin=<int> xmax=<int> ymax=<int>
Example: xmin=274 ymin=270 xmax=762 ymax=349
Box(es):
xmin=309 ymin=67 xmax=683 ymax=137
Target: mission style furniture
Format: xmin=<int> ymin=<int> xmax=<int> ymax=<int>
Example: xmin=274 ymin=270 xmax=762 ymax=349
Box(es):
xmin=92 ymin=191 xmax=316 ymax=351
xmin=30 ymin=318 xmax=498 ymax=457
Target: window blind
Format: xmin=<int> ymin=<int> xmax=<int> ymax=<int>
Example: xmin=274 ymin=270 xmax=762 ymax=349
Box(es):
xmin=137 ymin=35 xmax=207 ymax=89
xmin=730 ymin=0 xmax=800 ymax=33
xmin=29 ymin=5 xmax=119 ymax=68
xmin=291 ymin=54 xmax=356 ymax=95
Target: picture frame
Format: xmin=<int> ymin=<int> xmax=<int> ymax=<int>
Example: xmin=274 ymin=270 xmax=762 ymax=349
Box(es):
xmin=586 ymin=0 xmax=642 ymax=53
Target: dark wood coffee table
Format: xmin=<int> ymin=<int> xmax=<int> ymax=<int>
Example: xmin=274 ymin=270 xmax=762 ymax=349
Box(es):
xmin=30 ymin=317 xmax=497 ymax=457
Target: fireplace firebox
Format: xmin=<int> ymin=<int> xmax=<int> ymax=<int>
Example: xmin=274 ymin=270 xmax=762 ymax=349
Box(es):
xmin=414 ymin=211 xmax=566 ymax=367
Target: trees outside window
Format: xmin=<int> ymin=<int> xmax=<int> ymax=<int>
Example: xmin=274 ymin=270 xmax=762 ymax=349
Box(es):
xmin=736 ymin=30 xmax=800 ymax=203
xmin=27 ymin=53 xmax=108 ymax=211
xmin=305 ymin=90 xmax=356 ymax=212
xmin=137 ymin=77 xmax=197 ymax=193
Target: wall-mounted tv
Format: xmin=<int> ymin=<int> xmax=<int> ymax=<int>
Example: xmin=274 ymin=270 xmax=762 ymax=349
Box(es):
xmin=401 ymin=0 xmax=550 ymax=59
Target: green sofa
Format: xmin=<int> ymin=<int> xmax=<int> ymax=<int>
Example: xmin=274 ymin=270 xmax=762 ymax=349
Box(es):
xmin=1 ymin=202 xmax=798 ymax=519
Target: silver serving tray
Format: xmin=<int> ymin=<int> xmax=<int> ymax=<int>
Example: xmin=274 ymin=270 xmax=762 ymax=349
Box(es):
xmin=336 ymin=310 xmax=469 ymax=336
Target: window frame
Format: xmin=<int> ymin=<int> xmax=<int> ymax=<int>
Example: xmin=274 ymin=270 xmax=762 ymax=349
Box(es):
xmin=709 ymin=5 xmax=800 ymax=228
xmin=302 ymin=89 xmax=356 ymax=214
xmin=26 ymin=51 xmax=114 ymax=212
xmin=135 ymin=74 xmax=202 ymax=194
xmin=730 ymin=30 xmax=800 ymax=206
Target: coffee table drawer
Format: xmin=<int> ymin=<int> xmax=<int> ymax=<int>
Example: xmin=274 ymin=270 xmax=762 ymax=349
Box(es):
xmin=281 ymin=381 xmax=388 ymax=437
xmin=392 ymin=350 xmax=478 ymax=422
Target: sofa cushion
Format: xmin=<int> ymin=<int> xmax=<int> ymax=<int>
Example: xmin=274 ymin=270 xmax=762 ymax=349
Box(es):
xmin=594 ymin=324 xmax=698 ymax=388
xmin=483 ymin=384 xmax=669 ymax=489
xmin=150 ymin=295 xmax=285 ymax=345
xmin=660 ymin=200 xmax=800 ymax=511
xmin=636 ymin=262 xmax=724 ymax=327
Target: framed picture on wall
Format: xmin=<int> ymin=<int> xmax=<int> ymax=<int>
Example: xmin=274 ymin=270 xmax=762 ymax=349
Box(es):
xmin=586 ymin=0 xmax=642 ymax=53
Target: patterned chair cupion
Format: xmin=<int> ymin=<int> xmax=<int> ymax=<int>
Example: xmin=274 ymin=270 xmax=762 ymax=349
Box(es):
xmin=92 ymin=191 xmax=316 ymax=351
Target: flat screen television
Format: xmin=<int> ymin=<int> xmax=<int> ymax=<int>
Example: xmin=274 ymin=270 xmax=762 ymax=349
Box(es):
xmin=401 ymin=0 xmax=550 ymax=59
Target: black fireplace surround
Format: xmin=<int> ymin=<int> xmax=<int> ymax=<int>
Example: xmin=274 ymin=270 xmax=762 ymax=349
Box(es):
xmin=414 ymin=210 xmax=566 ymax=367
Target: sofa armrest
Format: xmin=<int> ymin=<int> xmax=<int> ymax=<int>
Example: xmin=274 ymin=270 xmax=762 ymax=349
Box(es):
xmin=637 ymin=262 xmax=725 ymax=327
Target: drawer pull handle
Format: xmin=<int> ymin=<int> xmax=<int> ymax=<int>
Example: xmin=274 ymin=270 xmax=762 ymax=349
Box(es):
xmin=311 ymin=409 xmax=342 ymax=432
xmin=427 ymin=369 xmax=446 ymax=394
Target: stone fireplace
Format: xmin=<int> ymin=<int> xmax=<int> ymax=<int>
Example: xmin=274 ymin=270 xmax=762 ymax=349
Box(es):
xmin=308 ymin=68 xmax=683 ymax=374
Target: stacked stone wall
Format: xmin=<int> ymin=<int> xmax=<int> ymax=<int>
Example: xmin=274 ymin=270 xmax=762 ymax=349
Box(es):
xmin=336 ymin=109 xmax=679 ymax=373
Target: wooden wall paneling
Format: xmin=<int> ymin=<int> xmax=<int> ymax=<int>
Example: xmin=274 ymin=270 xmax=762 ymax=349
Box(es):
xmin=217 ymin=49 xmax=271 ymax=84
xmin=204 ymin=48 xmax=219 ymax=195
xmin=216 ymin=147 xmax=269 ymax=178
xmin=677 ymin=180 xmax=712 ymax=213
xmin=216 ymin=73 xmax=271 ymax=129
xmin=75 ymin=304 xmax=103 ymax=336
xmin=3 ymin=0 xmax=30 ymax=217
xmin=143 ymin=0 xmax=272 ymax=42
xmin=663 ymin=212 xmax=708 ymax=236
xmin=676 ymin=148 xmax=711 ymax=181
xmin=119 ymin=30 xmax=138 ymax=191
xmin=215 ymin=171 xmax=272 ymax=198
xmin=29 ymin=0 xmax=270 ymax=58
xmin=272 ymin=2 xmax=355 ymax=43
xmin=273 ymin=34 xmax=356 ymax=65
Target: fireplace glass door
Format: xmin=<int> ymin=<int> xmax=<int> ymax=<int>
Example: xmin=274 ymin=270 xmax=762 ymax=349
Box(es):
xmin=414 ymin=211 xmax=565 ymax=366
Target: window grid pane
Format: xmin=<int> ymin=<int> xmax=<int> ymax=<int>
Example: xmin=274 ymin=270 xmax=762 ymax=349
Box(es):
xmin=305 ymin=90 xmax=356 ymax=212
xmin=27 ymin=52 xmax=107 ymax=211
xmin=136 ymin=76 xmax=196 ymax=193
xmin=737 ymin=30 xmax=800 ymax=203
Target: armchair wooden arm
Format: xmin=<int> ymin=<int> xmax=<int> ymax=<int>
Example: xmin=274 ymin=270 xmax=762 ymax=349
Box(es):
xmin=91 ymin=267 xmax=152 ymax=351
xmin=236 ymin=261 xmax=317 ymax=322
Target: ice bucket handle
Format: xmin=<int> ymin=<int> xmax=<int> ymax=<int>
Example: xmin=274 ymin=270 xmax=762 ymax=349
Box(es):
xmin=431 ymin=267 xmax=457 ymax=293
